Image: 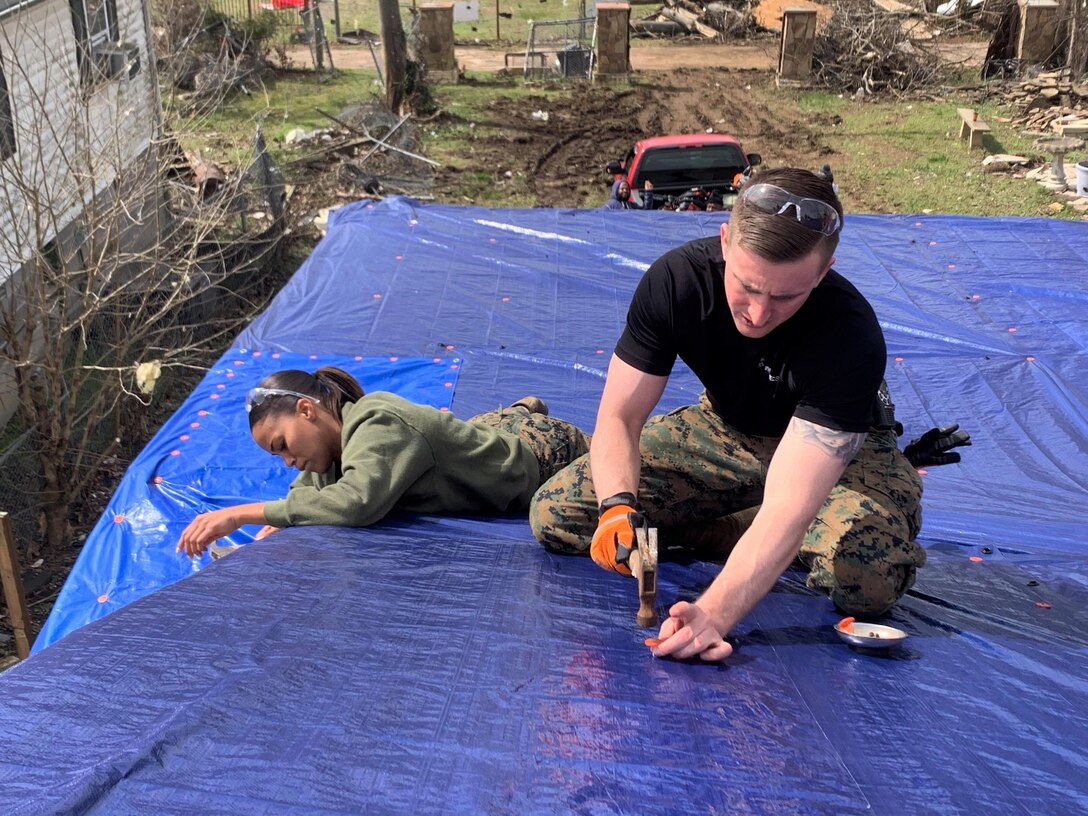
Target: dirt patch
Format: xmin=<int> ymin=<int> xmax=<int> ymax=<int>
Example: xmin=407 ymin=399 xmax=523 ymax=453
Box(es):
xmin=294 ymin=30 xmax=987 ymax=75
xmin=431 ymin=67 xmax=837 ymax=207
xmin=287 ymin=39 xmax=782 ymax=73
xmin=287 ymin=36 xmax=985 ymax=212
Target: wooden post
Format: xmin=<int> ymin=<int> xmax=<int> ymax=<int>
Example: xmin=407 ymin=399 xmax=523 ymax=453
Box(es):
xmin=496 ymin=0 xmax=500 ymax=41
xmin=311 ymin=0 xmax=327 ymax=72
xmin=595 ymin=3 xmax=631 ymax=81
xmin=1017 ymin=0 xmax=1061 ymax=68
xmin=0 ymin=512 xmax=34 ymax=660
xmin=418 ymin=4 xmax=458 ymax=82
xmin=378 ymin=0 xmax=408 ymax=112
xmin=777 ymin=8 xmax=818 ymax=85
xmin=630 ymin=526 xmax=659 ymax=628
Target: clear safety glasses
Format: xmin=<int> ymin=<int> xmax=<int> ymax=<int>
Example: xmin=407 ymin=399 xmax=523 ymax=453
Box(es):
xmin=740 ymin=183 xmax=841 ymax=236
xmin=244 ymin=387 xmax=320 ymax=414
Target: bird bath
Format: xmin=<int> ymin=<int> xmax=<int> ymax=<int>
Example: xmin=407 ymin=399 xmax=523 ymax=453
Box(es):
xmin=1034 ymin=136 xmax=1085 ymax=191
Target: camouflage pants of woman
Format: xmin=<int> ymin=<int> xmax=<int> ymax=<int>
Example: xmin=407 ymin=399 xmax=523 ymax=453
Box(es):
xmin=467 ymin=401 xmax=590 ymax=486
xmin=529 ymin=392 xmax=925 ymax=616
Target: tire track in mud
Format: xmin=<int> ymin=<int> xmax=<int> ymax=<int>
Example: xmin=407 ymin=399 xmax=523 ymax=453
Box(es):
xmin=434 ymin=69 xmax=839 ymax=208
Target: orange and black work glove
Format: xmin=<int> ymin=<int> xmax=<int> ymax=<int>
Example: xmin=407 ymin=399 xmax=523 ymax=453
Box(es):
xmin=591 ymin=492 xmax=645 ymax=577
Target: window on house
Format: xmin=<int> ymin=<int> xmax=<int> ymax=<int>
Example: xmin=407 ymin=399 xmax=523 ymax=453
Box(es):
xmin=0 ymin=50 xmax=14 ymax=161
xmin=70 ymin=0 xmax=119 ymax=84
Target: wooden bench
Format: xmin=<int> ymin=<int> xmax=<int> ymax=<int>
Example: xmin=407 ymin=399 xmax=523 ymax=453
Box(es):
xmin=504 ymin=51 xmax=548 ymax=73
xmin=957 ymin=108 xmax=991 ymax=150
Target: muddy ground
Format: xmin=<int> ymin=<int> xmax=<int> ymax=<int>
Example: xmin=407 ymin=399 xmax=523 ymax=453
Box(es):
xmin=298 ymin=38 xmax=842 ymax=208
xmin=296 ymin=35 xmax=986 ymax=212
xmin=433 ymin=66 xmax=838 ymax=208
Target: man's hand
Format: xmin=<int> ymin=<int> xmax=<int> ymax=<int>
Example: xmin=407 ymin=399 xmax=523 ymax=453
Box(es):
xmin=649 ymin=601 xmax=733 ymax=662
xmin=178 ymin=508 xmax=243 ymax=557
xmin=254 ymin=525 xmax=282 ymax=540
xmin=903 ymin=424 xmax=971 ymax=467
xmin=591 ymin=493 xmax=643 ymax=576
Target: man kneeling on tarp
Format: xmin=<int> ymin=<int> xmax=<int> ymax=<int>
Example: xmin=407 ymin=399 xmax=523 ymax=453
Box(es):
xmin=530 ymin=167 xmax=969 ymax=662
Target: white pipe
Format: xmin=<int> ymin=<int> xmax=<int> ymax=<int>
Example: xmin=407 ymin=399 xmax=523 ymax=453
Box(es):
xmin=0 ymin=0 xmax=48 ymax=24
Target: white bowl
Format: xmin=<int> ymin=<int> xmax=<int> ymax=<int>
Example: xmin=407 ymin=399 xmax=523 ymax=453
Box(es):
xmin=835 ymin=621 xmax=908 ymax=649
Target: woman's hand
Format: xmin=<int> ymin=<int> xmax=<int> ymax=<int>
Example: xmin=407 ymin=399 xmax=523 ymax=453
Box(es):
xmin=254 ymin=525 xmax=282 ymax=540
xmin=177 ymin=503 xmax=268 ymax=558
xmin=177 ymin=508 xmax=243 ymax=557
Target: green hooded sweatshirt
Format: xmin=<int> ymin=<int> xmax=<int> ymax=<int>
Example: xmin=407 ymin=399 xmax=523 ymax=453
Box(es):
xmin=263 ymin=392 xmax=540 ymax=528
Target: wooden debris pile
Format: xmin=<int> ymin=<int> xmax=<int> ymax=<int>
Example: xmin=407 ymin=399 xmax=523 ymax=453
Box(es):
xmin=811 ymin=0 xmax=944 ymax=92
xmin=1002 ymin=70 xmax=1088 ymax=133
xmin=631 ymin=0 xmax=975 ymax=42
xmin=631 ymin=0 xmax=757 ymax=39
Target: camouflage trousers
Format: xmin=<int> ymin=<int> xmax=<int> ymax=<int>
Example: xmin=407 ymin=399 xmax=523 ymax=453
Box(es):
xmin=467 ymin=403 xmax=591 ymax=486
xmin=530 ymin=392 xmax=925 ymax=615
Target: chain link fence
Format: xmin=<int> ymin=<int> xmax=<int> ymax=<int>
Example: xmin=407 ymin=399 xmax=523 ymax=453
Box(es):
xmin=0 ymin=428 xmax=42 ymax=554
xmin=207 ymin=0 xmax=313 ymax=50
xmin=518 ymin=17 xmax=596 ymax=79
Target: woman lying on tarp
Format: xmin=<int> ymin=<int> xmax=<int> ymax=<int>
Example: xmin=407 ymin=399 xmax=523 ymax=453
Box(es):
xmin=177 ymin=366 xmax=588 ymax=557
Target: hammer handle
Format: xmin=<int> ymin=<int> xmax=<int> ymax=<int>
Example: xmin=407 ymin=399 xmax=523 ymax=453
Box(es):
xmin=630 ymin=530 xmax=659 ymax=628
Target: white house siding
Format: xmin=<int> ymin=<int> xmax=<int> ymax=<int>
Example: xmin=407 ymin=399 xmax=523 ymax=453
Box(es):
xmin=0 ymin=0 xmax=157 ymax=287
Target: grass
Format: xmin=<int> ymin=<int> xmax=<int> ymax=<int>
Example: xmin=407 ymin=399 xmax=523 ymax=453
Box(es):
xmin=792 ymin=89 xmax=1079 ymax=218
xmin=408 ymin=74 xmax=577 ymax=205
xmin=172 ymin=68 xmax=384 ymax=168
xmin=174 ymin=65 xmax=1083 ymax=217
xmin=175 ymin=68 xmax=551 ymax=205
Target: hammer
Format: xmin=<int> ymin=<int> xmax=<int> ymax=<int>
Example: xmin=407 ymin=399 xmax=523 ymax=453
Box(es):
xmin=627 ymin=525 xmax=659 ymax=628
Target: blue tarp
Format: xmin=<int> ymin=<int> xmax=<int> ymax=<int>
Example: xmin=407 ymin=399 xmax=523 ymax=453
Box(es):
xmin=1 ymin=199 xmax=1086 ymax=814
xmin=32 ymin=352 xmax=459 ymax=649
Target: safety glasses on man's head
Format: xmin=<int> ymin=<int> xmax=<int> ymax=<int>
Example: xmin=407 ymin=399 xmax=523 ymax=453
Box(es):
xmin=244 ymin=387 xmax=320 ymax=414
xmin=740 ymin=183 xmax=841 ymax=236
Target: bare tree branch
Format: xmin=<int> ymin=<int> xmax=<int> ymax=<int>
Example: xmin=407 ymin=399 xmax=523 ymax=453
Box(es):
xmin=0 ymin=7 xmax=290 ymax=558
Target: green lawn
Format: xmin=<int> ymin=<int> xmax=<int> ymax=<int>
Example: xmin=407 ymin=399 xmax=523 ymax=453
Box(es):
xmin=172 ymin=68 xmax=384 ymax=167
xmin=177 ymin=66 xmax=1084 ymax=218
xmin=793 ymin=91 xmax=1077 ymax=218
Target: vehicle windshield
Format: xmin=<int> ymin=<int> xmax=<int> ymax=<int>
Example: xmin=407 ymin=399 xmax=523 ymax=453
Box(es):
xmin=634 ymin=144 xmax=747 ymax=193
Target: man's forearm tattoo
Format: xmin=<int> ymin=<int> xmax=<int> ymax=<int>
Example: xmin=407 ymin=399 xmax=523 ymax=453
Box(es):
xmin=790 ymin=417 xmax=866 ymax=464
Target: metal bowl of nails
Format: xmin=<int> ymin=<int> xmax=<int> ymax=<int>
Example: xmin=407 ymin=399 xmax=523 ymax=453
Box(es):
xmin=834 ymin=617 xmax=907 ymax=650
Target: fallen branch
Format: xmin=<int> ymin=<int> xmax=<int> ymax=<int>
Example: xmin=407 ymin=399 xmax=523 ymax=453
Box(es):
xmin=812 ymin=0 xmax=944 ymax=93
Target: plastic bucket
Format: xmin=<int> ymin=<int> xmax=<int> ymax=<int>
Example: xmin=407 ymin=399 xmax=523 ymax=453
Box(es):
xmin=1077 ymin=161 xmax=1088 ymax=197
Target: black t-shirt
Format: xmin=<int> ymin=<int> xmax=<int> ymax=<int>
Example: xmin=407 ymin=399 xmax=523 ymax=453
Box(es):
xmin=615 ymin=235 xmax=886 ymax=436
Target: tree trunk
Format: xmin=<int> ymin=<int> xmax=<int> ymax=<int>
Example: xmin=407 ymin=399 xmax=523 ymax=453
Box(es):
xmin=40 ymin=479 xmax=74 ymax=558
xmin=1068 ymin=0 xmax=1088 ymax=77
xmin=378 ymin=0 xmax=408 ymax=112
xmin=22 ymin=366 xmax=75 ymax=557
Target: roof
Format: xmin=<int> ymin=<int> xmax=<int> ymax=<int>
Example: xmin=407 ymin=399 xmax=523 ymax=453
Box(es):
xmin=10 ymin=199 xmax=1088 ymax=815
xmin=635 ymin=133 xmax=745 ymax=150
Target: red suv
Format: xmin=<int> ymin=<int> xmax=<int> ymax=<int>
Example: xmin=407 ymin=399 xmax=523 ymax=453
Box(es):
xmin=606 ymin=134 xmax=762 ymax=210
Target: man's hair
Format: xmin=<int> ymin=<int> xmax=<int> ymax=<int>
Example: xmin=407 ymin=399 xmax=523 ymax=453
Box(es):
xmin=730 ymin=167 xmax=843 ymax=262
xmin=247 ymin=366 xmax=365 ymax=430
